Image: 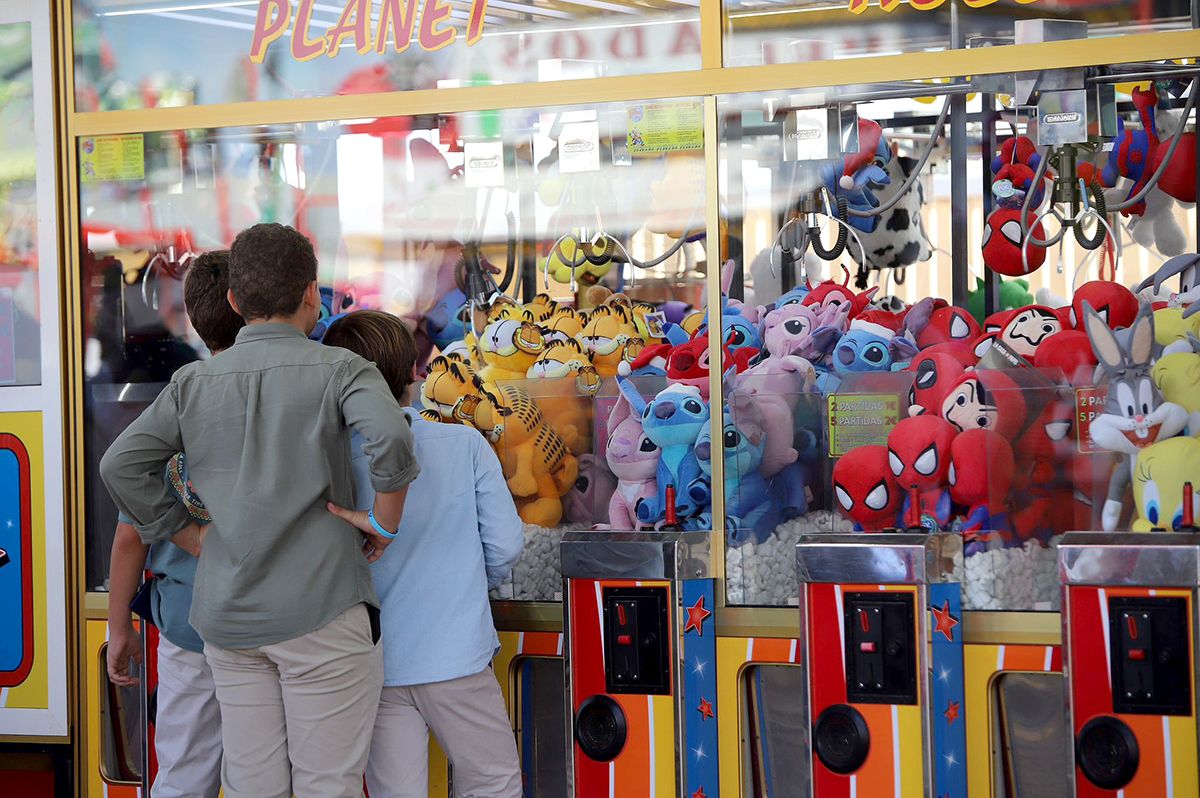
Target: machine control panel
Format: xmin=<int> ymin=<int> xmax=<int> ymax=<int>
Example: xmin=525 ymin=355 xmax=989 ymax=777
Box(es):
xmin=844 ymin=592 xmax=917 ymax=705
xmin=1109 ymin=597 xmax=1192 ymax=716
xmin=603 ymin=587 xmax=671 ymax=695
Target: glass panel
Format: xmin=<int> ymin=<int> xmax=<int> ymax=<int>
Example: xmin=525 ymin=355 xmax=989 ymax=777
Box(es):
xmin=79 ymin=99 xmax=707 ymax=597
xmin=724 ymin=1 xmax=1193 ymax=68
xmin=994 ymin=673 xmax=1072 ymax=797
xmin=0 ymin=21 xmax=41 ymax=386
xmin=720 ymin=68 xmax=1199 ymax=607
xmin=742 ymin=664 xmax=809 ymax=798
xmin=513 ymin=657 xmax=568 ymax=798
xmin=73 ymin=0 xmax=702 ymax=111
xmin=98 ymin=642 xmax=144 ymax=785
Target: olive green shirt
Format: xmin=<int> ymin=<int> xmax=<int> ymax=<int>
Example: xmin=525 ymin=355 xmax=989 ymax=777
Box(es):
xmin=100 ymin=323 xmax=419 ymax=649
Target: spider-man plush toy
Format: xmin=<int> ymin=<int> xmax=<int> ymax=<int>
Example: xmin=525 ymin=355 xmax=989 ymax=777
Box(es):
xmin=1069 ymin=280 xmax=1140 ymax=331
xmin=832 ymin=445 xmax=902 ymax=532
xmin=948 ymin=428 xmax=1015 ymax=554
xmin=887 ymin=415 xmax=957 ymax=532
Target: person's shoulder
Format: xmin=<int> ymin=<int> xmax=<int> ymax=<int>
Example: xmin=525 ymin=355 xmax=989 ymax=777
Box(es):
xmin=412 ymin=416 xmax=479 ymax=443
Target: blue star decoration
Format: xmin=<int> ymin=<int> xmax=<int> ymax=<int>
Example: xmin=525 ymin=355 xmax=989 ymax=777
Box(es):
xmin=684 ymin=595 xmax=711 ymax=636
xmin=931 ymin=600 xmax=959 ymax=642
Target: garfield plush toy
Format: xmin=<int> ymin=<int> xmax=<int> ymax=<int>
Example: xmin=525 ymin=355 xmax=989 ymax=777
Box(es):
xmin=578 ymin=304 xmax=643 ymax=378
xmin=540 ymin=305 xmax=586 ymax=346
xmin=526 ymin=339 xmax=600 ymax=455
xmin=524 ymin=292 xmax=559 ymax=323
xmin=422 ymin=355 xmax=577 ymax=527
xmin=474 ymin=300 xmax=547 ymax=385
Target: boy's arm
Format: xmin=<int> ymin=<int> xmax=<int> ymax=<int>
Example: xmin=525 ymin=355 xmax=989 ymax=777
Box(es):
xmin=99 ymin=382 xmax=192 ymax=546
xmin=106 ymin=521 xmax=147 ymax=686
xmin=474 ymin=438 xmax=524 ymax=589
xmin=334 ymin=357 xmax=420 ymax=554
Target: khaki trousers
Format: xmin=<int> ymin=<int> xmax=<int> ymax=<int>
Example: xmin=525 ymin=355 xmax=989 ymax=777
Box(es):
xmin=153 ymin=636 xmax=223 ymax=798
xmin=204 ymin=604 xmax=383 ymax=798
xmin=365 ymin=668 xmax=522 ymax=798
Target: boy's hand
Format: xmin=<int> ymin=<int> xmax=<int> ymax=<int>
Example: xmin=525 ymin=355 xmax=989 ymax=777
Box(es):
xmin=170 ymin=522 xmax=205 ymax=557
xmin=326 ymin=502 xmax=393 ymax=563
xmin=107 ymin=623 xmax=143 ymax=687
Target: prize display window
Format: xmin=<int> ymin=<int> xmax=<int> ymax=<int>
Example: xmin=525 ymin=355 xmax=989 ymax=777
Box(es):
xmin=76 ymin=100 xmax=707 ymax=599
xmin=719 ymin=68 xmax=1199 ymax=610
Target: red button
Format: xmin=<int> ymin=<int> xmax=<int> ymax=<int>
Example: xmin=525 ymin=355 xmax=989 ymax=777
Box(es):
xmin=1128 ymin=648 xmax=1146 ymax=661
xmin=860 ymin=642 xmax=877 ymax=653
xmin=617 ymin=635 xmax=632 ymax=646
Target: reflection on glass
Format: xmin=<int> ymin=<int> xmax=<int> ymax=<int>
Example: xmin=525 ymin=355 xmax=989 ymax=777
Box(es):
xmin=99 ymin=642 xmax=144 ymax=785
xmin=743 ymin=664 xmax=809 ymax=798
xmin=0 ymin=22 xmax=41 ymax=386
xmin=79 ymin=100 xmax=707 ymax=599
xmin=723 ymin=1 xmax=1192 ymax=68
xmin=73 ymin=0 xmax=702 ymax=111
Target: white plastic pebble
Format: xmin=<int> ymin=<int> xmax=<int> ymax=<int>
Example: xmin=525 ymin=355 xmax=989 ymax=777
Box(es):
xmin=724 ymin=512 xmax=854 ymax=606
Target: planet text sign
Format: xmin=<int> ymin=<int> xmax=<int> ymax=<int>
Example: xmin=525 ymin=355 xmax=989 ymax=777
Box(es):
xmin=249 ymin=0 xmax=490 ymax=62
xmin=849 ymin=0 xmax=1039 ymax=13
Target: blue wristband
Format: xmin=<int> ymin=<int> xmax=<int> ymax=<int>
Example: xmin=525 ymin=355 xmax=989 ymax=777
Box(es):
xmin=367 ymin=509 xmax=398 ymax=540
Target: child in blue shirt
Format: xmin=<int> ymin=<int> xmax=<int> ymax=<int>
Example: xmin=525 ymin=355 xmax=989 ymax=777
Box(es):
xmin=106 ymin=250 xmax=243 ymax=797
xmin=323 ymin=310 xmax=524 ymax=798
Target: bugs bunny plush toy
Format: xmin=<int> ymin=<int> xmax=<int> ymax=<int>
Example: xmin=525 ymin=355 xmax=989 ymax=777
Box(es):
xmin=1084 ymin=301 xmax=1189 ymax=531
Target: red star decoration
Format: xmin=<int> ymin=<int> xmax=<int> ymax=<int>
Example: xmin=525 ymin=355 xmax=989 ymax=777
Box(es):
xmin=697 ymin=698 xmax=714 ymax=721
xmin=684 ymin=595 xmax=711 ymax=636
xmin=944 ymin=700 xmax=960 ymax=725
xmin=931 ymin=600 xmax=959 ymax=642
xmin=692 ymin=789 xmax=707 ymax=798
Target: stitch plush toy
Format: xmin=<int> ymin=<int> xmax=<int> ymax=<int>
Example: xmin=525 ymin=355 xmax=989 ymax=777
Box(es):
xmin=760 ymin=302 xmax=849 ymax=363
xmin=1084 ymin=302 xmax=1189 ymax=531
xmin=1132 ymin=437 xmax=1200 ymax=531
xmin=694 ymin=396 xmax=781 ymax=545
xmin=424 ymin=288 xmax=469 ymax=352
xmin=823 ymin=118 xmax=892 ymax=235
xmin=832 ymin=445 xmax=902 ymax=532
xmin=814 ymin=312 xmax=920 ymax=391
xmin=887 ymin=415 xmax=957 ymax=531
xmin=604 ymin=388 xmax=660 ymax=530
xmin=617 ymin=379 xmax=711 ymax=528
xmin=948 ymin=428 xmax=1015 ymax=554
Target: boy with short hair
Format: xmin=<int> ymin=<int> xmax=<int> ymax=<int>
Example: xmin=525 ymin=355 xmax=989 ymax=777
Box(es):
xmin=106 ymin=249 xmax=241 ymax=798
xmin=101 ymin=224 xmax=419 ymax=798
xmin=323 ymin=309 xmax=524 ymax=798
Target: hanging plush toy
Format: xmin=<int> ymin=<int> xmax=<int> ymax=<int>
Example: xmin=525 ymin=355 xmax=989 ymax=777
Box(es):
xmin=982 ymin=207 xmax=1047 ymax=277
xmin=832 ymin=444 xmax=902 ymax=532
xmin=948 ymin=428 xmax=1015 ymax=553
xmin=823 ymin=118 xmax=892 ymax=235
xmin=887 ymin=415 xmax=957 ymax=531
xmin=1083 ymin=302 xmax=1189 ymax=530
xmin=847 ymin=145 xmax=934 ymax=273
xmin=1132 ymin=437 xmax=1200 ymax=531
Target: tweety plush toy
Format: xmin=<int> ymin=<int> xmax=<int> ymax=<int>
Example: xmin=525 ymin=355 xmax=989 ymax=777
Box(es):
xmin=1133 ymin=436 xmax=1200 ymax=531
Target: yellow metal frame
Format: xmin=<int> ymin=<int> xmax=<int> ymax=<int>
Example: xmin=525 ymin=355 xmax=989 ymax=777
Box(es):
xmin=51 ymin=0 xmax=1200 ymax=787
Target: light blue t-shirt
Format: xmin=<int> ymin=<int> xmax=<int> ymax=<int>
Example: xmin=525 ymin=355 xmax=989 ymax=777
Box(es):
xmin=116 ymin=454 xmax=206 ymax=654
xmin=351 ymin=411 xmax=524 ymax=686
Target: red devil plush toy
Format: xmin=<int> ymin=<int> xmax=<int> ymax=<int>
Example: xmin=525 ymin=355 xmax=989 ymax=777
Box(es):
xmin=983 ymin=208 xmax=1047 ymax=277
xmin=887 ymin=415 xmax=957 ymax=531
xmin=833 ymin=445 xmax=902 ymax=532
xmin=948 ymin=428 xmax=1015 ymax=553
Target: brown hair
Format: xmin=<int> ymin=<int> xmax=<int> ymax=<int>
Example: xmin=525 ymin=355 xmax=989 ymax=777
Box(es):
xmin=323 ymin=310 xmax=418 ymax=401
xmin=228 ymin=223 xmax=317 ymax=320
xmin=183 ymin=250 xmax=245 ymax=352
